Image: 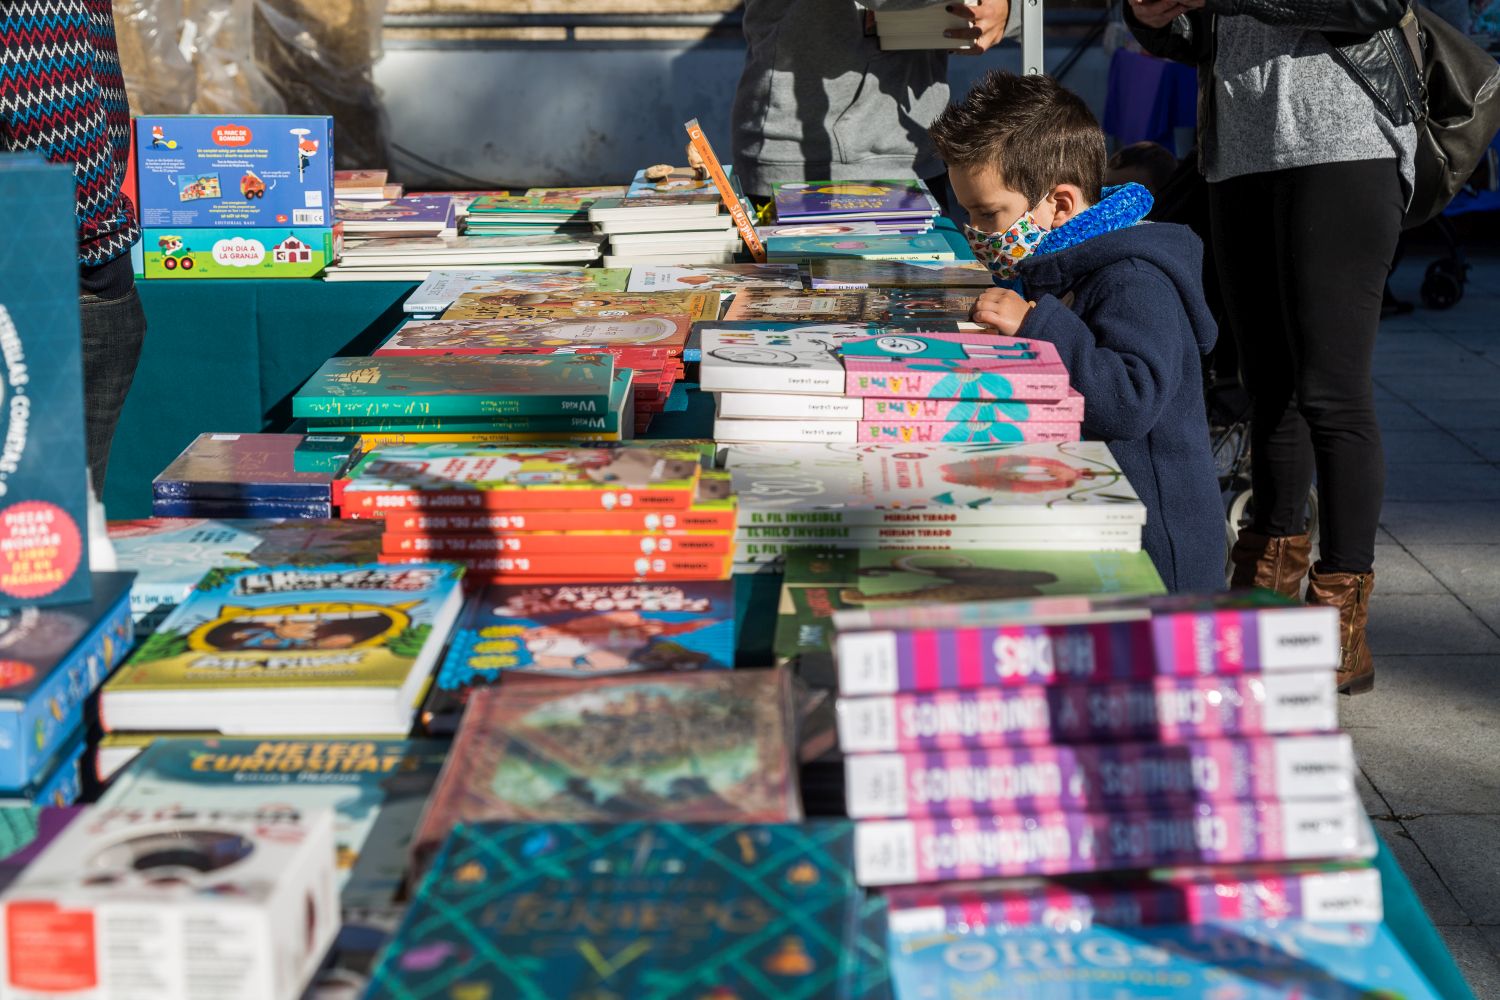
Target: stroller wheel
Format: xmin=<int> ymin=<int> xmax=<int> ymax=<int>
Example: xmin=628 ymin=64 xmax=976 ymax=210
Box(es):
xmin=1421 ymin=259 xmax=1466 ymax=311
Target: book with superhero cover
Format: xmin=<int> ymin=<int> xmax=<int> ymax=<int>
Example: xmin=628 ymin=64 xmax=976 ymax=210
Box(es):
xmin=108 ymin=518 xmax=385 ymax=630
xmin=773 ymin=547 xmax=1165 ymax=687
xmin=442 ymin=289 xmax=719 ymax=323
xmin=765 ymin=232 xmax=956 ymax=262
xmin=412 ymin=671 xmax=800 ymax=859
xmin=725 ymin=442 xmax=1146 ymax=526
xmin=0 ymin=157 xmax=92 ymax=607
xmin=338 ymin=444 xmax=703 ymax=514
xmin=774 ymin=179 xmax=938 ymax=221
xmin=375 ymin=315 xmax=689 ymax=356
xmin=437 ymin=580 xmax=735 ymax=687
xmin=858 ymin=421 xmax=1081 ymax=444
xmin=836 ymin=672 xmax=1340 ymax=754
xmin=0 ymin=572 xmax=134 ymax=790
xmin=98 ymin=737 xmax=447 ymax=910
xmin=809 ymin=259 xmax=994 ymax=289
xmin=864 ymin=391 xmax=1086 ymax=423
xmin=841 ymin=331 xmax=1071 ymax=402
xmin=626 ymin=263 xmax=804 ymax=292
xmin=468 ymin=186 xmax=629 ymax=220
xmin=884 ymin=919 xmax=1440 ymax=998
xmin=882 ymin=862 xmax=1384 ymax=932
xmin=152 ymin=433 xmax=361 ymax=503
xmin=367 ymin=821 xmax=869 ymax=1000
xmin=100 ymin=563 xmax=466 ymax=736
xmin=292 ymin=354 xmax=618 ymax=420
xmin=402 ymin=267 xmax=630 ymax=315
xmin=842 ymin=734 xmax=1356 ymax=818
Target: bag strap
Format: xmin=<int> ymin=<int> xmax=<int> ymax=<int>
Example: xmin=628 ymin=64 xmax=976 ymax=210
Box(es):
xmin=1399 ymin=6 xmax=1423 ymax=76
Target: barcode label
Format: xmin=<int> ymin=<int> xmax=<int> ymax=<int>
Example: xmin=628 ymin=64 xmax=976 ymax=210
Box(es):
xmin=293 ymin=209 xmax=325 ymax=225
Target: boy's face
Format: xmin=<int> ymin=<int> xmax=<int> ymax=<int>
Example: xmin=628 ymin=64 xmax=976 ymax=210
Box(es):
xmin=950 ymin=163 xmax=1044 ymax=234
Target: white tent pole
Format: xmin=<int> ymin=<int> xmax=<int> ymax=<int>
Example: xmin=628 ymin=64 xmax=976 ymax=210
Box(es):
xmin=1021 ymin=0 xmax=1044 ymax=75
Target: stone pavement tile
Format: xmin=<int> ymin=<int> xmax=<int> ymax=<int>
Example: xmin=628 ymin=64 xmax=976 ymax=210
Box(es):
xmin=1408 ymin=398 xmax=1500 ymax=430
xmin=1377 ymin=373 xmax=1500 ymax=402
xmin=1373 ymin=820 xmax=1470 ymax=927
xmin=1437 ymin=328 xmax=1500 ymax=352
xmin=1359 ymin=768 xmax=1390 ymax=815
xmin=1381 ymin=502 xmax=1500 ymax=544
xmin=1365 ymin=595 xmax=1500 ymax=655
xmin=1438 ymin=927 xmax=1500 ymax=1000
xmin=1372 ymin=341 xmax=1478 ymax=370
xmin=1450 ymin=428 xmax=1500 ymax=462
xmin=1378 ymin=399 xmax=1442 ymax=431
xmin=1384 ymin=463 xmax=1500 ymax=502
xmin=1405 ymin=816 xmax=1500 ymax=925
xmin=1373 ymin=544 xmax=1448 ymax=595
xmin=1381 ymin=429 xmax=1486 ymax=464
xmin=1407 ymin=546 xmax=1500 ymax=599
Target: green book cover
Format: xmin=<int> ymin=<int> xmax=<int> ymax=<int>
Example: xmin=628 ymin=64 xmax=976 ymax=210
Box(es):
xmin=292 ymin=354 xmax=617 ymax=419
xmin=774 ymin=547 xmax=1167 ymax=687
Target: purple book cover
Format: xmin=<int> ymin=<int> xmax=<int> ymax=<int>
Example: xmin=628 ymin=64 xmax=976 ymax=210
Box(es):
xmin=775 ymin=180 xmax=936 ymax=220
xmin=853 ymin=797 xmax=1371 ymax=885
xmin=336 ymin=197 xmax=457 ymax=228
xmin=152 ymin=433 xmax=360 ymax=502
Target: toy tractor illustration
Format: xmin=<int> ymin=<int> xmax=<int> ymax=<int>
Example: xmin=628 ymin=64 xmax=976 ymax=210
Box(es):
xmin=157 ymin=234 xmax=194 ymax=270
xmin=241 ymin=170 xmax=267 ymax=199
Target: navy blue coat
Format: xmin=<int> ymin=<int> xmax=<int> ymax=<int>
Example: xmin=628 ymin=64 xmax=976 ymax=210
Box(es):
xmin=1019 ymin=221 xmax=1226 ymax=593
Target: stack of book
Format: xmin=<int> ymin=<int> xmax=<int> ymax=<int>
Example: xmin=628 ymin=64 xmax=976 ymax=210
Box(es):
xmin=870 ymin=0 xmax=979 ymax=50
xmin=590 ymin=193 xmax=740 ymax=268
xmin=0 ymin=574 xmax=134 ymax=806
xmin=401 ymin=267 xmax=630 ymax=317
xmin=325 ymin=233 xmax=604 ymax=281
xmin=335 ymin=168 xmax=403 ymax=200
xmin=335 ymin=196 xmax=457 ymax=240
xmin=150 ymin=432 xmax=363 ymax=519
xmin=771 ymin=178 xmax=941 ymax=234
xmin=464 ymin=187 xmax=626 ymax=237
xmin=723 ymin=441 xmax=1147 ymax=570
xmin=292 ymin=354 xmax=635 ymax=446
xmin=336 ymin=442 xmax=738 ymax=584
xmin=765 ymin=231 xmax=958 ymax=262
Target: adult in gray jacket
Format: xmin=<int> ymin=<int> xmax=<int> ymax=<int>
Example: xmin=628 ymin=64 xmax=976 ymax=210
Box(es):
xmin=1128 ymin=0 xmax=1420 ymax=696
xmin=730 ymin=0 xmax=1019 ymax=201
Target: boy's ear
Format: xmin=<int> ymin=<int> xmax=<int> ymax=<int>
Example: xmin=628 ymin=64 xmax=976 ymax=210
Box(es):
xmin=1048 ymin=184 xmax=1085 ymax=228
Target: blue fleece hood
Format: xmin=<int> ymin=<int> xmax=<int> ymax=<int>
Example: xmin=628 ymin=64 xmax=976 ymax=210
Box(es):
xmin=1019 ymin=184 xmax=1218 ymax=357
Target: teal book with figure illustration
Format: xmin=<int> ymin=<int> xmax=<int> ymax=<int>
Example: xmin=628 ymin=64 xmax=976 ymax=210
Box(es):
xmin=368 ymin=821 xmax=870 ymax=1000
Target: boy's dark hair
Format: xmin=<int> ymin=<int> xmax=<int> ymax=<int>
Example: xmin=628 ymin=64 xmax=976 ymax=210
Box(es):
xmin=930 ymin=71 xmax=1105 ymax=205
xmin=1106 ymin=141 xmax=1179 ymax=196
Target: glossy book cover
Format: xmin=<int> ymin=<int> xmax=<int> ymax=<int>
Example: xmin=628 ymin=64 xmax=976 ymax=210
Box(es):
xmin=375 ymin=315 xmax=689 ymax=355
xmin=369 ymin=821 xmax=868 ymax=1000
xmin=857 ymin=421 xmax=1080 ymax=444
xmin=468 ymin=187 xmax=628 ymax=215
xmin=403 ymin=267 xmax=629 ymax=314
xmin=765 ymin=233 xmax=955 ymax=261
xmin=413 ymin=671 xmax=799 ymax=854
xmin=438 ymin=580 xmax=735 ymax=685
xmin=774 ymin=179 xmax=937 ymax=220
xmin=152 ymin=433 xmax=360 ymax=502
xmin=443 ymin=290 xmax=718 ymax=322
xmin=841 ymin=331 xmax=1070 ymax=402
xmin=864 ymin=392 xmax=1085 ymax=423
xmin=810 ymin=259 xmax=994 ymax=289
xmin=627 ymin=263 xmax=803 ymax=292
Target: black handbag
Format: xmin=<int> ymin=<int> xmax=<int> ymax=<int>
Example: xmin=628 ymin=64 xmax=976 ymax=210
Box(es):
xmin=1398 ymin=7 xmax=1500 ymax=227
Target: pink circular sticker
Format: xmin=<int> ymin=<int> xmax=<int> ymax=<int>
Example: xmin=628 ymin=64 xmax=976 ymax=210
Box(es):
xmin=0 ymin=501 xmax=83 ymax=600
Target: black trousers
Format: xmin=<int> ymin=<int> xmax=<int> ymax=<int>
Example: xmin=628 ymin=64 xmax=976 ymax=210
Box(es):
xmin=1209 ymin=159 xmax=1404 ymax=575
xmin=79 ymin=285 xmax=146 ymax=495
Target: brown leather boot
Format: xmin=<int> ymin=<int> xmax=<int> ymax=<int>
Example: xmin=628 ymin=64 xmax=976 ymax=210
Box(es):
xmin=1306 ymin=568 xmax=1375 ymax=695
xmin=1229 ymin=529 xmax=1313 ymax=599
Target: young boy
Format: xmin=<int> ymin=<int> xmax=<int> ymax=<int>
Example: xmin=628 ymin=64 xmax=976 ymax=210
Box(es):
xmin=930 ymin=71 xmax=1224 ymax=592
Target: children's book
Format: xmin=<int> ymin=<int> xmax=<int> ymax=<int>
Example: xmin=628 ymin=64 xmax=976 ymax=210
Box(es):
xmin=774 ymin=179 xmax=938 ymax=221
xmin=716 ymin=391 xmax=866 ymax=420
xmin=378 ymin=551 xmax=733 ymax=583
xmin=699 ymin=325 xmax=880 ymax=394
xmin=0 ymin=572 xmax=134 ymax=790
xmin=402 ymin=267 xmax=629 ymax=314
xmin=858 ymin=421 xmax=1080 ymax=444
xmin=589 ymin=193 xmax=723 ymax=221
xmin=626 ymin=263 xmax=803 ymax=292
xmin=336 ymin=234 xmax=603 ymax=265
xmin=722 ymin=289 xmax=873 ymax=323
xmin=863 ymin=391 xmax=1086 ymax=423
xmin=99 ymin=737 xmax=447 ymax=910
xmin=152 ymin=433 xmax=360 ymax=502
xmin=810 ymin=258 xmax=994 ymax=288
xmin=0 ymin=728 xmax=84 ymax=807
xmin=841 ymin=331 xmax=1071 ymax=401
xmin=765 ymin=232 xmax=956 ymax=261
xmin=885 ymin=919 xmax=1441 ymax=998
xmin=759 ymin=221 xmax=887 ymax=239
xmin=412 ymin=671 xmax=799 ymax=857
xmin=292 ymin=354 xmax=617 ymax=420
xmin=469 ymin=186 xmax=629 ymax=218
xmin=101 ymin=563 xmax=466 ymax=736
xmin=626 ymin=166 xmax=721 ymax=198
xmin=375 ymin=315 xmax=689 ymax=355
xmin=335 ymin=197 xmax=457 ymax=234
xmin=715 ymin=418 xmax=858 ymax=443
xmin=384 ymin=530 xmax=731 ymax=558
xmin=367 ymin=821 xmax=867 ymax=1000
xmin=869 ymin=288 xmax=984 ymax=323
xmin=438 ymin=580 xmax=735 ymax=686
xmin=442 ymin=289 xmax=718 ymax=322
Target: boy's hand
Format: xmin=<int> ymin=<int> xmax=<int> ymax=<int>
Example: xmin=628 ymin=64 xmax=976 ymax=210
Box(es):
xmin=971 ymin=287 xmax=1034 ymax=335
xmin=946 ymin=0 xmax=1009 ymax=53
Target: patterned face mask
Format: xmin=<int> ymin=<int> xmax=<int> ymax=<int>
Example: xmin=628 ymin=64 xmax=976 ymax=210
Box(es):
xmin=964 ymin=208 xmax=1049 ymax=281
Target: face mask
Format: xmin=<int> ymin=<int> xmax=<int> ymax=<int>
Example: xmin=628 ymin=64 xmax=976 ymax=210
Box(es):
xmin=964 ymin=208 xmax=1049 ymax=281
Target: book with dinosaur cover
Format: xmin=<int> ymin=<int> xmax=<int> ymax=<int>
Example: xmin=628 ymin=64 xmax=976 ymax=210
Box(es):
xmin=442 ymin=289 xmax=719 ymax=323
xmin=367 ymin=821 xmax=867 ymax=1000
xmin=626 ymin=263 xmax=803 ymax=292
xmin=375 ymin=315 xmax=690 ymax=356
xmin=412 ymin=671 xmax=799 ymax=859
xmin=100 ymin=563 xmax=465 ymax=736
xmin=0 ymin=806 xmax=339 ymax=1000
xmin=152 ymin=433 xmax=361 ymax=503
xmin=0 ymin=572 xmax=134 ymax=791
xmin=98 ymin=738 xmax=447 ymax=910
xmin=438 ymin=580 xmax=735 ymax=686
xmin=402 ymin=267 xmax=630 ymax=315
xmin=293 ymin=354 xmax=618 ymax=420
xmin=809 ymin=258 xmax=993 ymax=289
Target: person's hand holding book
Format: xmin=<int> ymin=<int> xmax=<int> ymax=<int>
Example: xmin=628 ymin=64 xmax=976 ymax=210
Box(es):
xmin=945 ymin=0 xmax=1010 ymax=52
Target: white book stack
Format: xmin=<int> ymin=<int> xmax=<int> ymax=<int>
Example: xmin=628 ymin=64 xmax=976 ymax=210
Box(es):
xmin=590 ymin=194 xmax=741 ymax=268
xmin=324 ymin=234 xmax=604 ymax=281
xmin=871 ymin=0 xmax=979 ymax=50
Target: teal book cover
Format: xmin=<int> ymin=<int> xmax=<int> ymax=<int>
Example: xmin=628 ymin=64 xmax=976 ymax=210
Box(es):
xmin=765 ymin=233 xmax=955 ymax=261
xmin=0 ymin=156 xmax=92 ymax=607
xmin=368 ymin=821 xmax=871 ymax=1000
xmin=292 ymin=354 xmax=617 ymax=419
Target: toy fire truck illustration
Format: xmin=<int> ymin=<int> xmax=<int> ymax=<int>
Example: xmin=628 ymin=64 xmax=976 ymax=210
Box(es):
xmin=241 ymin=170 xmax=267 ymax=199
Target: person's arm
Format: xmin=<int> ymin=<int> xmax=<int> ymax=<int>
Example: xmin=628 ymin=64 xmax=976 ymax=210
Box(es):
xmin=1199 ymin=0 xmax=1408 ymax=33
xmin=1124 ymin=2 xmax=1214 ymax=65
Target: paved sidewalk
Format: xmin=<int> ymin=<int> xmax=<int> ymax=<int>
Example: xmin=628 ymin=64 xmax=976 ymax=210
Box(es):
xmin=1341 ymin=250 xmax=1500 ymax=996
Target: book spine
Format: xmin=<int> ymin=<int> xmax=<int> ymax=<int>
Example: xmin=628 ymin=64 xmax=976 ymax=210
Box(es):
xmin=381 ymin=532 xmax=732 ymax=556
xmin=736 ymin=508 xmax=1147 ymax=527
xmin=842 ymin=735 xmax=1356 ymax=819
xmin=862 ymin=396 xmax=1087 ymax=422
xmin=700 ymin=367 xmax=846 ymax=396
xmin=834 ymin=673 xmax=1339 ymax=753
xmin=857 ymin=421 xmax=1081 ymax=445
xmin=713 ymin=419 xmax=857 ymax=443
xmin=338 ymin=485 xmax=696 ymax=514
xmin=293 ymin=395 xmax=616 ymax=419
xmin=308 ymin=413 xmax=621 ymax=433
xmin=883 ymin=865 xmax=1384 ymax=931
xmin=370 ymin=507 xmax=736 ymax=533
xmin=834 ymin=608 xmax=1341 ymax=696
xmin=738 ymin=538 xmax=1141 ymax=559
xmin=738 ymin=524 xmax=1138 ymax=543
xmin=380 ymin=552 xmax=732 ymax=580
xmin=845 ymin=370 xmax=1072 ymax=402
xmin=715 ymin=394 xmax=867 ymax=420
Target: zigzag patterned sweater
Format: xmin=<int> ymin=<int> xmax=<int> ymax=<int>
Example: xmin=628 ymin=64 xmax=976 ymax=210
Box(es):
xmin=0 ymin=0 xmax=138 ymax=268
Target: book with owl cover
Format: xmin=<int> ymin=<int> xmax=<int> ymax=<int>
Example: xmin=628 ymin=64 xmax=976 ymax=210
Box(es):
xmin=97 ymin=737 xmax=447 ymax=910
xmin=375 ymin=315 xmax=689 ymax=356
xmin=152 ymin=433 xmax=361 ymax=502
xmin=765 ymin=232 xmax=955 ymax=262
xmin=437 ymin=580 xmax=735 ymax=687
xmin=412 ymin=671 xmax=799 ymax=859
xmin=442 ymin=289 xmax=719 ymax=322
xmin=809 ymin=259 xmax=993 ymax=289
xmin=292 ymin=354 xmax=617 ymax=419
xmin=402 ymin=267 xmax=630 ymax=315
xmin=774 ymin=179 xmax=938 ymax=221
xmin=99 ymin=563 xmax=465 ymax=736
xmin=368 ymin=821 xmax=868 ymax=1000
xmin=0 ymin=573 xmax=134 ymax=790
